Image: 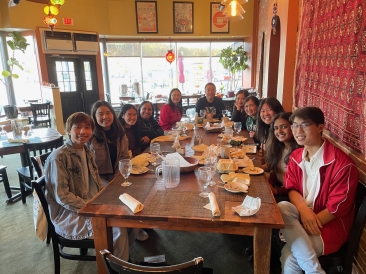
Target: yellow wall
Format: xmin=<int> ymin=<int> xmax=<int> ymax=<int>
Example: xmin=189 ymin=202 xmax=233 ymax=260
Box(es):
xmin=2 ymin=0 xmax=253 ymax=38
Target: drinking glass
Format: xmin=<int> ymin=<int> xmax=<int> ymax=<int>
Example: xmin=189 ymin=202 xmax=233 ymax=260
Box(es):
xmin=234 ymin=122 xmax=242 ymax=136
xmin=150 ymin=143 xmax=160 ymax=166
xmin=222 ymin=110 xmax=228 ymax=117
xmin=119 ymin=159 xmax=132 ymax=186
xmin=198 ymin=166 xmax=210 ymax=198
xmin=204 ymin=159 xmax=216 ymax=186
xmin=224 ymin=129 xmax=234 ymax=142
xmin=199 ymin=109 xmax=206 ymax=118
xmin=0 ymin=125 xmax=7 ymax=139
xmin=26 ymin=124 xmax=35 ymax=138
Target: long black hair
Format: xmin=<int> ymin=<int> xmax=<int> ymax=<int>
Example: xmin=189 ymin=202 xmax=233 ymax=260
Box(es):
xmin=256 ymin=97 xmax=284 ymax=144
xmin=265 ymin=112 xmax=301 ymax=172
xmin=168 ymin=88 xmax=183 ymax=115
xmin=117 ymin=104 xmax=141 ymax=142
xmin=90 ymin=100 xmax=125 ymax=144
xmin=137 ymin=101 xmax=155 ymax=121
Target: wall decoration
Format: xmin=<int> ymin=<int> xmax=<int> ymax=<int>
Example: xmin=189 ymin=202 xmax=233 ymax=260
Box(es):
xmin=210 ymin=2 xmax=229 ymax=33
xmin=173 ymin=2 xmax=193 ymax=34
xmin=135 ymin=1 xmax=158 ymax=33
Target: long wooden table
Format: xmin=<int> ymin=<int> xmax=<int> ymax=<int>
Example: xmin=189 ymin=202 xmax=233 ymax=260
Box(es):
xmin=78 ymin=128 xmax=284 ymax=273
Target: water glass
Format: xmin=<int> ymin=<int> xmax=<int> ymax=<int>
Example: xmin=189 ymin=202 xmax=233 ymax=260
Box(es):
xmin=234 ymin=122 xmax=242 ymax=136
xmin=150 ymin=143 xmax=160 ymax=166
xmin=119 ymin=159 xmax=132 ymax=186
xmin=26 ymin=125 xmax=35 ymax=138
xmin=204 ymin=159 xmax=216 ymax=186
xmin=222 ymin=110 xmax=228 ymax=117
xmin=0 ymin=125 xmax=7 ymax=139
xmin=199 ymin=109 xmax=206 ymax=118
xmin=198 ymin=166 xmax=210 ymax=198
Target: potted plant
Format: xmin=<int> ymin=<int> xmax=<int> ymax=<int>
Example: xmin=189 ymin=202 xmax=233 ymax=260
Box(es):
xmin=2 ymin=31 xmax=29 ymax=118
xmin=219 ymin=45 xmax=248 ymax=93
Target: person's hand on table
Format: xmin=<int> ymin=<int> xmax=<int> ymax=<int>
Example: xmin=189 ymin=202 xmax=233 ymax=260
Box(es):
xmin=141 ymin=136 xmax=150 ymax=144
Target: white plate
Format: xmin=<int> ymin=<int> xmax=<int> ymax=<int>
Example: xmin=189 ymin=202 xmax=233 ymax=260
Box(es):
xmin=242 ymin=145 xmax=257 ymax=154
xmin=224 ymin=183 xmax=248 ymax=193
xmin=130 ymin=167 xmax=149 ymax=175
xmin=242 ymin=167 xmax=264 ymax=175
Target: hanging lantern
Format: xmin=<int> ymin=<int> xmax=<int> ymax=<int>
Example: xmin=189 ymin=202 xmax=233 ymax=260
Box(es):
xmin=44 ymin=5 xmax=59 ymax=16
xmin=50 ymin=0 xmax=65 ymax=7
xmin=43 ymin=15 xmax=58 ymax=31
xmin=166 ymin=50 xmax=175 ymax=64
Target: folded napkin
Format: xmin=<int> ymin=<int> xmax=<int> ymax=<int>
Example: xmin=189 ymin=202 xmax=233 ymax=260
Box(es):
xmin=204 ymin=122 xmax=222 ymax=130
xmin=191 ymin=143 xmax=208 ymax=152
xmin=231 ymin=136 xmax=248 ymax=142
xmin=232 ymin=196 xmax=261 ymax=216
xmin=119 ymin=193 xmax=144 ymax=213
xmin=151 ymin=135 xmax=191 ymax=143
xmin=131 ymin=153 xmax=149 ymax=167
xmin=165 ymin=152 xmax=193 ymax=167
xmin=226 ymin=180 xmax=249 ymax=192
xmin=221 ymin=172 xmax=250 ymax=183
xmin=8 ymin=138 xmax=29 ymax=143
xmin=204 ymin=192 xmax=221 ymax=217
xmin=233 ymin=158 xmax=254 ymax=168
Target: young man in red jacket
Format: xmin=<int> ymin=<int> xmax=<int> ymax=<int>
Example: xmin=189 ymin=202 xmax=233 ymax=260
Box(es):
xmin=277 ymin=106 xmax=359 ymax=273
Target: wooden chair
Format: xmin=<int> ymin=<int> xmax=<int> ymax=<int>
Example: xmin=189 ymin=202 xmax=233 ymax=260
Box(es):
xmin=17 ymin=136 xmax=64 ymax=203
xmin=32 ymin=177 xmax=96 ymax=274
xmin=100 ymin=249 xmax=204 ymax=274
xmin=29 ymin=102 xmax=52 ymax=128
xmin=273 ymin=181 xmax=366 ymax=273
xmin=0 ymin=165 xmax=17 ymax=204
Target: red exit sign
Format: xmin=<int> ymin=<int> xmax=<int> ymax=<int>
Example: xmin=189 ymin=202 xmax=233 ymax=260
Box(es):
xmin=62 ymin=18 xmax=73 ymax=25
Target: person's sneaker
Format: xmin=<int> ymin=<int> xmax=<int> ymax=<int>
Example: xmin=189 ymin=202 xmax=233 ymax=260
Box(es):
xmin=136 ymin=229 xmax=149 ymax=241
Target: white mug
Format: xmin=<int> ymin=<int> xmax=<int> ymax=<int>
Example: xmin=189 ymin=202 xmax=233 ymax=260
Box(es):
xmin=220 ymin=145 xmax=231 ymax=159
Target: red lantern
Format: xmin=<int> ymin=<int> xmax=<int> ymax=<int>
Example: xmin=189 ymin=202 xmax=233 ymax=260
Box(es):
xmin=165 ymin=50 xmax=175 ymax=64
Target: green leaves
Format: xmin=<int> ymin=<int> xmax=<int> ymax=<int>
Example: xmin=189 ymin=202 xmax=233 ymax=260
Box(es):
xmin=219 ymin=46 xmax=248 ymax=75
xmin=2 ymin=31 xmax=29 ymax=79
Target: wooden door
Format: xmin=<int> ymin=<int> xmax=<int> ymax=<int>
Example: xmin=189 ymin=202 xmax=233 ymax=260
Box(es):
xmin=46 ymin=55 xmax=99 ymax=121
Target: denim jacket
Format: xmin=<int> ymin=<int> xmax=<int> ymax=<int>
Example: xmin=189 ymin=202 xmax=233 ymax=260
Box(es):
xmin=87 ymin=133 xmax=129 ymax=178
xmin=44 ymin=140 xmax=103 ymax=240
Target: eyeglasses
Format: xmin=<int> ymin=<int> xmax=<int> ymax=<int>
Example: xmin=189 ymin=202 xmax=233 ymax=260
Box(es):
xmin=290 ymin=123 xmax=314 ymax=131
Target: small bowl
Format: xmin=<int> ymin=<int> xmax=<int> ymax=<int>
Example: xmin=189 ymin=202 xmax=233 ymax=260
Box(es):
xmin=180 ymin=157 xmax=199 ymax=173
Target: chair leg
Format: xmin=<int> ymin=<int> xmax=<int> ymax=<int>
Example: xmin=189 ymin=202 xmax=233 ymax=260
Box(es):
xmin=18 ymin=175 xmax=27 ymax=204
xmin=80 ymin=248 xmax=88 ymax=256
xmin=52 ymin=239 xmax=61 ymax=274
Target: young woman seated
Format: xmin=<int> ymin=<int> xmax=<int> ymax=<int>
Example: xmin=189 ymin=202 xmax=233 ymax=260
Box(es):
xmin=44 ymin=112 xmax=135 ymax=261
xmin=88 ymin=100 xmax=129 ymax=183
xmin=231 ymin=89 xmax=249 ymax=129
xmin=158 ymin=88 xmax=183 ymax=130
xmin=118 ymin=104 xmax=141 ymax=157
xmin=138 ymin=101 xmax=164 ymax=152
xmin=265 ymin=112 xmax=301 ymax=202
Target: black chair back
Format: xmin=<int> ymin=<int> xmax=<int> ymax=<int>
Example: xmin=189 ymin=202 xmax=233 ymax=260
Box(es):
xmin=32 ymin=177 xmax=96 ymax=274
xmin=30 ymin=102 xmax=51 ymax=128
xmin=23 ymin=136 xmax=64 ymax=180
xmin=31 ymin=151 xmax=52 ymax=177
xmin=100 ymin=249 xmax=203 ymax=274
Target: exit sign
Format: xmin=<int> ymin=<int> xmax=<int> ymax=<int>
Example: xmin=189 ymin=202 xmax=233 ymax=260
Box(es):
xmin=62 ymin=18 xmax=73 ymax=25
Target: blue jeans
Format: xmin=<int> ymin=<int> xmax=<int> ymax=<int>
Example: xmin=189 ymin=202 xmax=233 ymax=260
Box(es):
xmin=278 ymin=201 xmax=325 ymax=274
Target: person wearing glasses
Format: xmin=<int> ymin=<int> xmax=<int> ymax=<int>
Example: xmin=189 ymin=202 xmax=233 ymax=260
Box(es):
xmin=195 ymin=83 xmax=225 ymax=120
xmin=231 ymin=89 xmax=249 ymax=129
xmin=277 ymin=107 xmax=359 ymax=273
xmin=265 ymin=112 xmax=301 ymax=202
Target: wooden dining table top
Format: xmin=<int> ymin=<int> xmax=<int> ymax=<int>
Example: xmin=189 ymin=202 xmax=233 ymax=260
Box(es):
xmin=79 ymin=128 xmax=283 ymax=231
xmin=0 ymin=127 xmax=62 ymax=157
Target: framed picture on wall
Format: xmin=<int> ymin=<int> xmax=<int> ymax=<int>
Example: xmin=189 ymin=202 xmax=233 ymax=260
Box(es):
xmin=135 ymin=1 xmax=158 ymax=33
xmin=210 ymin=2 xmax=229 ymax=33
xmin=173 ymin=2 xmax=194 ymax=34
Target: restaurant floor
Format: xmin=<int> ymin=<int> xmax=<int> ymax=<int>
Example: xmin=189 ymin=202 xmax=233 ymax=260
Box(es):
xmin=0 ymin=146 xmax=288 ymax=274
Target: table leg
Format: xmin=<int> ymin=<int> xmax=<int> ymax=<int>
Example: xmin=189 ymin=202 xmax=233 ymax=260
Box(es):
xmin=254 ymin=227 xmax=272 ymax=274
xmin=92 ymin=217 xmax=114 ymax=274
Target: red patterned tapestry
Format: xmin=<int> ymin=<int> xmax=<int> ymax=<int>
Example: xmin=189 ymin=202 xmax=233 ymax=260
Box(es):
xmin=294 ymin=0 xmax=366 ymax=155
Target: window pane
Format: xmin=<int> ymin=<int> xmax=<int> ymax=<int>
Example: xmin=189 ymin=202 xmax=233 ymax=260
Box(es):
xmin=141 ymin=57 xmax=176 ymax=98
xmin=142 ymin=42 xmax=171 ymax=57
xmin=177 ymin=42 xmax=210 ymax=57
xmin=107 ymin=56 xmax=142 ymax=102
xmin=7 ymin=35 xmax=41 ymax=105
xmin=107 ymin=43 xmax=140 ymax=57
xmin=55 ymin=61 xmax=77 ymax=92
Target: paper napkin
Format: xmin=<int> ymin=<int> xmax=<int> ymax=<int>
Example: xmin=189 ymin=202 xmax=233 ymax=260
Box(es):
xmin=165 ymin=152 xmax=193 ymax=167
xmin=232 ymin=195 xmax=261 ymax=216
xmin=8 ymin=138 xmax=29 ymax=143
xmin=119 ymin=193 xmax=144 ymax=213
xmin=204 ymin=192 xmax=221 ymax=217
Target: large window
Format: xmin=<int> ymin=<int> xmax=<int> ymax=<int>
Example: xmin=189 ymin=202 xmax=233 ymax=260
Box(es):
xmin=104 ymin=41 xmax=242 ymax=102
xmin=7 ymin=35 xmax=41 ymax=105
